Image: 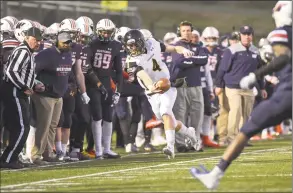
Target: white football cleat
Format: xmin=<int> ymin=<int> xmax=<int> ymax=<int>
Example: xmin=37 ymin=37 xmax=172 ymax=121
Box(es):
xmin=162 ymin=146 xmax=175 ymax=159
xmin=190 ymin=165 xmax=224 ymax=190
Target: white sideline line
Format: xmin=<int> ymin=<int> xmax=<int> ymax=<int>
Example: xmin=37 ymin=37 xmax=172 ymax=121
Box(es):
xmin=1 ymin=147 xmax=289 ymax=190
xmin=1 ymin=151 xmax=163 ymax=173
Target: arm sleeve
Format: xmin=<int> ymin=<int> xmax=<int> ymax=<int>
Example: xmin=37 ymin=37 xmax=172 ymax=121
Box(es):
xmin=256 ymin=55 xmax=265 ymax=89
xmin=5 ymin=49 xmax=30 ymax=90
xmin=171 ymin=52 xmax=208 ymax=70
xmin=214 ymin=49 xmax=233 ymax=88
xmin=254 ymin=54 xmax=291 ymax=80
xmin=83 ymin=47 xmax=102 ymax=86
xmin=205 ymin=64 xmax=214 ymax=92
xmin=34 ymin=50 xmax=48 ymax=74
xmin=113 ymin=48 xmax=123 ymax=92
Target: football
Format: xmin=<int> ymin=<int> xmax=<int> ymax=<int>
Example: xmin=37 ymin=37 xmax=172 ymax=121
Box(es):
xmin=155 ymin=78 xmax=171 ymax=93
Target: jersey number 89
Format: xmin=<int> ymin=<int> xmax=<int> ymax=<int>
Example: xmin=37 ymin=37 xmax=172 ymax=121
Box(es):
xmin=93 ymin=53 xmax=112 ymax=69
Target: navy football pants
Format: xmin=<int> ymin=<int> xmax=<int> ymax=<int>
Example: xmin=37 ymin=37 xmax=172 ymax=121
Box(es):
xmin=241 ymin=81 xmax=292 ymax=138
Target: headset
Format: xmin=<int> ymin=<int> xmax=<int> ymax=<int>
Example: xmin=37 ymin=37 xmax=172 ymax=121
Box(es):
xmin=176 ymin=20 xmax=194 ymax=37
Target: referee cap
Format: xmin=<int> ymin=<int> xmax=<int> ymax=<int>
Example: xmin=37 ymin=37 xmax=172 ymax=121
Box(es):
xmin=25 ymin=27 xmax=43 ymax=41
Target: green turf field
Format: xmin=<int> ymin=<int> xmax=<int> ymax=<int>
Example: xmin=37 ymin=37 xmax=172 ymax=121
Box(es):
xmin=1 ymin=136 xmax=291 ymax=192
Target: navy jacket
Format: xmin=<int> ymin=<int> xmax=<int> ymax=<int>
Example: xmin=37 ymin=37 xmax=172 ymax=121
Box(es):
xmin=171 ymin=40 xmax=208 ymax=87
xmin=215 ymin=42 xmax=264 ymax=89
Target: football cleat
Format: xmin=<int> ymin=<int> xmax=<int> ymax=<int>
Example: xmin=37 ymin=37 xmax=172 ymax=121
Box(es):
xmin=162 ymin=146 xmax=175 ymax=159
xmin=202 ymin=135 xmax=220 ymax=148
xmin=190 ymin=165 xmax=223 ymax=190
xmin=145 ymin=116 xmax=163 ymax=130
xmin=125 ymin=143 xmax=139 ymax=153
xmin=103 ymin=150 xmax=121 ymax=159
xmin=144 ymin=143 xmax=156 ymax=152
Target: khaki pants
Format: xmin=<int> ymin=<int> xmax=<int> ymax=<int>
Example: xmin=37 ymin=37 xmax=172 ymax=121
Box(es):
xmin=216 ymin=90 xmax=230 ymax=144
xmin=31 ymin=94 xmax=63 ymax=160
xmin=225 ymin=87 xmax=255 ymax=143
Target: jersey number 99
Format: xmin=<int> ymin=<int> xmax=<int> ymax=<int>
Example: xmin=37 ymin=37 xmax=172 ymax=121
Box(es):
xmin=93 ymin=53 xmax=112 ymax=69
xmin=152 ymin=58 xmax=161 ymax=71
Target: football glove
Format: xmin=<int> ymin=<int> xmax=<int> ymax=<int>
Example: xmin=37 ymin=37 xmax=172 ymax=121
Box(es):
xmin=98 ymin=84 xmax=108 ymax=100
xmin=112 ymin=92 xmax=120 ymax=105
xmin=239 ymin=73 xmax=257 ymax=89
xmin=81 ymin=92 xmax=90 ymax=104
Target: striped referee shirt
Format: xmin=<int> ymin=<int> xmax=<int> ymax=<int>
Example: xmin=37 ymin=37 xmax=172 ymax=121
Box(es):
xmin=4 ymin=41 xmax=35 ymax=90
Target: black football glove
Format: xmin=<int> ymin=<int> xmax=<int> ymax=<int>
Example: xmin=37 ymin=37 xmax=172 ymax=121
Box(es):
xmin=98 ymin=84 xmax=108 ymax=100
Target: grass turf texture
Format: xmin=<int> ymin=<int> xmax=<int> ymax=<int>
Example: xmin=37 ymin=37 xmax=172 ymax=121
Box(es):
xmin=1 ymin=136 xmax=291 ymax=192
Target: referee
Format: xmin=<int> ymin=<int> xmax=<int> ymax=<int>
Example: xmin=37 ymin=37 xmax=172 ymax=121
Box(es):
xmin=0 ymin=27 xmax=42 ymax=169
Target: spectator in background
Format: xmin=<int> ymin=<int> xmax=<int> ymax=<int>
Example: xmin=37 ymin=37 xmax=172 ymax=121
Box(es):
xmin=31 ymin=32 xmax=89 ymax=165
xmin=215 ymin=26 xmax=267 ymax=146
xmin=171 ymin=21 xmax=208 ymax=151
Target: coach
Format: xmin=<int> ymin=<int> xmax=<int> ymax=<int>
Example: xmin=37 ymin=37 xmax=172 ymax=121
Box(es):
xmin=171 ymin=21 xmax=208 ymax=151
xmin=215 ymin=26 xmax=267 ymax=145
xmin=0 ymin=27 xmax=42 ymax=169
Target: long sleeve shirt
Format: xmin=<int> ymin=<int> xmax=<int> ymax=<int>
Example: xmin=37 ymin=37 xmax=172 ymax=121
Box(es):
xmin=4 ymin=41 xmax=35 ymax=91
xmin=215 ymin=42 xmax=264 ymax=89
xmin=170 ymin=40 xmax=208 ymax=87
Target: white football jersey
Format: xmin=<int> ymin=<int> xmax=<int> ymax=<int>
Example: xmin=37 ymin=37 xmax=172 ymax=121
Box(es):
xmin=125 ymin=38 xmax=170 ymax=89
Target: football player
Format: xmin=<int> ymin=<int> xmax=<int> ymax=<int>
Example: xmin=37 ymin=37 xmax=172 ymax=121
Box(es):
xmin=200 ymin=26 xmax=222 ymax=148
xmin=162 ymin=32 xmax=177 ymax=71
xmin=123 ymin=29 xmax=201 ymax=159
xmin=190 ymin=0 xmax=292 ymax=190
xmin=83 ymin=18 xmax=123 ymax=159
xmin=54 ymin=18 xmax=88 ymax=160
xmin=69 ymin=18 xmax=96 ymax=160
xmin=0 ymin=17 xmax=19 ymax=154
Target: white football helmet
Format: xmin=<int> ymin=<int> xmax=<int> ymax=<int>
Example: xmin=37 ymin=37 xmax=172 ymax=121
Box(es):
xmin=0 ymin=18 xmax=15 ymax=40
xmin=114 ymin=26 xmax=131 ymax=42
xmin=201 ymin=26 xmax=219 ymax=47
xmin=59 ymin=18 xmax=79 ymax=42
xmin=2 ymin=16 xmax=18 ymax=27
xmin=76 ymin=16 xmax=94 ymax=32
xmin=192 ymin=30 xmax=200 ymax=37
xmin=259 ymin=44 xmax=274 ymax=63
xmin=258 ymin=38 xmax=270 ymax=48
xmin=76 ymin=22 xmax=93 ymax=44
xmin=49 ymin=23 xmax=60 ymax=33
xmin=14 ymin=19 xmax=35 ymax=42
xmin=272 ymin=1 xmax=292 ymax=28
xmin=96 ymin=18 xmax=116 ymax=42
xmin=139 ymin=29 xmax=152 ymax=41
xmin=163 ymin=32 xmax=177 ymax=44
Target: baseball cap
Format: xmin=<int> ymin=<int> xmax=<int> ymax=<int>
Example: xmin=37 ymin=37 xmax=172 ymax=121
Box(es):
xmin=25 ymin=27 xmax=43 ymax=41
xmin=239 ymin=25 xmax=254 ymax=35
xmin=57 ymin=32 xmax=72 ymax=43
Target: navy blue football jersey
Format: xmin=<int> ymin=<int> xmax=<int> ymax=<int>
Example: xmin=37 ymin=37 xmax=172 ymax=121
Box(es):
xmin=85 ymin=39 xmax=123 ymax=89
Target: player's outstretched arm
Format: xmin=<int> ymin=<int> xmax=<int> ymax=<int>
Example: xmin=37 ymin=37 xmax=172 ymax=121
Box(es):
xmin=254 ymin=44 xmax=291 ymax=79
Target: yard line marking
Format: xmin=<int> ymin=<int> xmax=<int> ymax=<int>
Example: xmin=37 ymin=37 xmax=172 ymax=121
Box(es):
xmin=1 ymin=147 xmax=289 ymax=190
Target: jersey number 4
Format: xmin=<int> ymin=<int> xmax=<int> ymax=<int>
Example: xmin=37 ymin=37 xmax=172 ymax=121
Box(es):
xmin=152 ymin=58 xmax=161 ymax=71
xmin=93 ymin=53 xmax=112 ymax=69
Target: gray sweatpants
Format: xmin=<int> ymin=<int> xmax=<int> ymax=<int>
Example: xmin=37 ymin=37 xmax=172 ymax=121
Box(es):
xmin=173 ymin=86 xmax=204 ymax=146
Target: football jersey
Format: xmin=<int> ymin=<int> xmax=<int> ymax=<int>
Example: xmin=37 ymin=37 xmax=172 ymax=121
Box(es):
xmin=84 ymin=38 xmax=123 ymax=89
xmin=125 ymin=38 xmax=170 ymax=89
xmin=161 ymin=52 xmax=173 ymax=72
xmin=205 ymin=46 xmax=223 ymax=79
xmin=1 ymin=38 xmax=20 ymax=77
